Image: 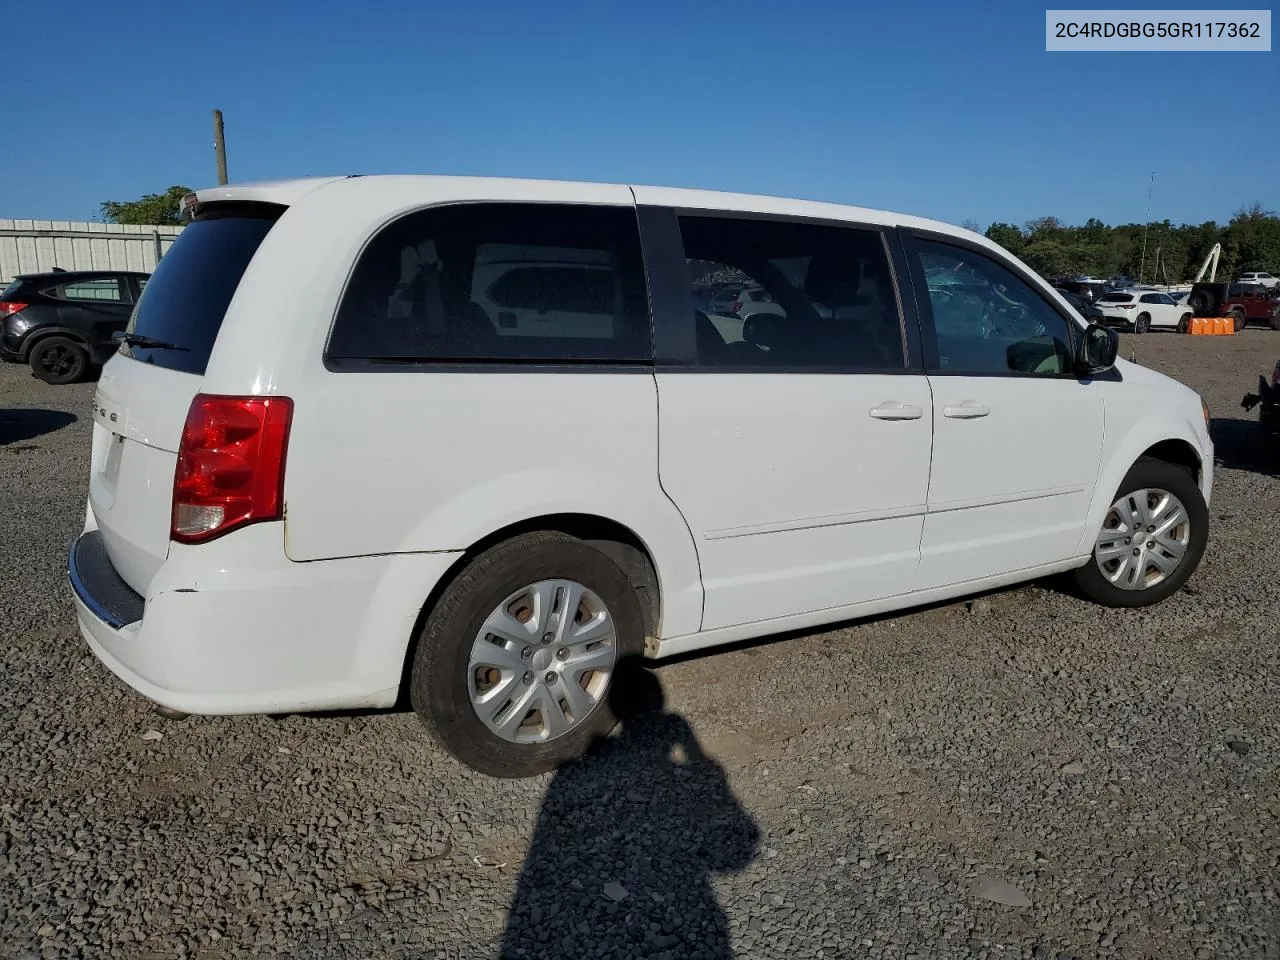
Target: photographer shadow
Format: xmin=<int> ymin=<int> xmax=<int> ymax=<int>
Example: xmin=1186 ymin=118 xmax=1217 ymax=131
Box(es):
xmin=499 ymin=662 xmax=759 ymax=959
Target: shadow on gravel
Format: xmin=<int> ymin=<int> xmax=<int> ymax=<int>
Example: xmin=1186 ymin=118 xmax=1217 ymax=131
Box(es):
xmin=1210 ymin=416 xmax=1280 ymax=478
xmin=500 ymin=661 xmax=759 ymax=960
xmin=0 ymin=408 xmax=77 ymax=445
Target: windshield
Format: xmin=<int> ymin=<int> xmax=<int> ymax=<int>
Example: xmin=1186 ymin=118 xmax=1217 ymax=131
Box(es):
xmin=120 ymin=207 xmax=281 ymax=374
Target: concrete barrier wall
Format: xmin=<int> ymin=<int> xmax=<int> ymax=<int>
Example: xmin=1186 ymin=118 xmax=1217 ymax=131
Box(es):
xmin=0 ymin=220 xmax=185 ymax=285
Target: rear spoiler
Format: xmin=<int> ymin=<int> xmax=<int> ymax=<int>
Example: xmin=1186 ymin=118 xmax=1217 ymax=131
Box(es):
xmin=177 ymin=176 xmax=358 ymax=221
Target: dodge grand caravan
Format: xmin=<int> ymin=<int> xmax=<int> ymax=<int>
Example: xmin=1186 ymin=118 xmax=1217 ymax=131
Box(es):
xmin=69 ymin=175 xmax=1214 ymax=777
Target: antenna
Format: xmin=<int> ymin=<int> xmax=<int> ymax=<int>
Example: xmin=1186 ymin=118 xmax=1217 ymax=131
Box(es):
xmin=212 ymin=109 xmax=229 ymax=186
xmin=1138 ymin=171 xmax=1154 ymax=284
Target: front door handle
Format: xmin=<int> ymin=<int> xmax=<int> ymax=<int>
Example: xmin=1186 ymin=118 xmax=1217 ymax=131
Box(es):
xmin=869 ymin=401 xmax=924 ymax=420
xmin=943 ymin=401 xmax=991 ymax=419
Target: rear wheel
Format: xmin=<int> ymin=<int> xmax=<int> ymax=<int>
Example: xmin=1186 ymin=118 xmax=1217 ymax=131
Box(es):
xmin=1073 ymin=457 xmax=1207 ymax=608
xmin=29 ymin=336 xmax=88 ymax=385
xmin=1231 ymin=309 xmax=1247 ymax=332
xmin=1270 ymin=314 xmax=1280 ymax=331
xmin=1135 ymin=313 xmax=1151 ymax=334
xmin=409 ymin=531 xmax=645 ymax=778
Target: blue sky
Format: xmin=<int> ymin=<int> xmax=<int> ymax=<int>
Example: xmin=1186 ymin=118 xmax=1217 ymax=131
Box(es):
xmin=2 ymin=0 xmax=1275 ymax=228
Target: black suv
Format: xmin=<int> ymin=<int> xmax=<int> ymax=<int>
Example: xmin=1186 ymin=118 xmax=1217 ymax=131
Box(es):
xmin=0 ymin=269 xmax=148 ymax=384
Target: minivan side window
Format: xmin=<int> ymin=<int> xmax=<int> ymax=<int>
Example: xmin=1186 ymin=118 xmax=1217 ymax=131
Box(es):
xmin=677 ymin=215 xmax=906 ymax=370
xmin=914 ymin=240 xmax=1075 ymax=376
xmin=327 ymin=203 xmax=651 ymax=365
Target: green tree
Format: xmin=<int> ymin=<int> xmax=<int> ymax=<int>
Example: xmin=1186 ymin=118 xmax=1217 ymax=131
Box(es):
xmin=99 ymin=185 xmax=193 ymax=225
xmin=969 ymin=208 xmax=1278 ymax=285
xmin=985 ymin=222 xmax=1024 ymax=255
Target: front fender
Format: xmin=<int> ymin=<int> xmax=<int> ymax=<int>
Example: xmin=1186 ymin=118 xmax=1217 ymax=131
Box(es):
xmin=1075 ymin=410 xmax=1212 ymax=556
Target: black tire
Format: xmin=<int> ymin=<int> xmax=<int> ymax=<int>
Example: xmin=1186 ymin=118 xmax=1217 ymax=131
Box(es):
xmin=29 ymin=336 xmax=89 ymax=385
xmin=409 ymin=531 xmax=646 ymax=778
xmin=1073 ymin=456 xmax=1208 ymax=608
xmin=1230 ymin=309 xmax=1247 ymax=333
xmin=1270 ymin=314 xmax=1280 ymax=331
xmin=1176 ymin=314 xmax=1190 ymax=334
xmin=1135 ymin=313 xmax=1151 ymax=334
xmin=1188 ymin=291 xmax=1209 ymax=314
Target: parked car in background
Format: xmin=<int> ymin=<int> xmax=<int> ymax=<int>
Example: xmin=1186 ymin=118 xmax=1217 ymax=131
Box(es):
xmin=1241 ymin=357 xmax=1280 ymax=440
xmin=67 ymin=174 xmax=1213 ymax=778
xmin=0 ymin=270 xmax=149 ymax=383
xmin=1094 ymin=290 xmax=1193 ymax=333
xmin=1055 ymin=278 xmax=1110 ymax=304
xmin=1220 ymin=287 xmax=1280 ymax=331
xmin=1237 ymin=271 xmax=1278 ymax=290
xmin=1056 ymin=288 xmax=1105 ymax=324
xmin=1186 ymin=282 xmax=1280 ymax=329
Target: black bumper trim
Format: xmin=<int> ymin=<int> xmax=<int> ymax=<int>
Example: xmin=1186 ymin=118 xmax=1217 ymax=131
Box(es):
xmin=68 ymin=531 xmax=145 ymax=630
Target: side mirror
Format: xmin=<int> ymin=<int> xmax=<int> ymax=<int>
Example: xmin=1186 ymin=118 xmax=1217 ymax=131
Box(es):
xmin=1078 ymin=322 xmax=1118 ymax=375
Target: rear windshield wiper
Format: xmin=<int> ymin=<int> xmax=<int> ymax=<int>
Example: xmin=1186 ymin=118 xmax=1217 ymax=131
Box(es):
xmin=113 ymin=331 xmax=190 ymax=352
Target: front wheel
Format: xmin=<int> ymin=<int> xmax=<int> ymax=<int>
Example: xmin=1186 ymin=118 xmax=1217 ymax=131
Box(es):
xmin=1135 ymin=313 xmax=1151 ymax=334
xmin=1177 ymin=314 xmax=1191 ymax=334
xmin=1231 ymin=309 xmax=1247 ymax=333
xmin=409 ymin=531 xmax=645 ymax=777
xmin=1073 ymin=457 xmax=1208 ymax=608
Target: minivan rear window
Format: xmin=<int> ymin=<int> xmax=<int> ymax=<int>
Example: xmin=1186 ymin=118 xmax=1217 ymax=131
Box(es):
xmin=119 ymin=204 xmax=281 ymax=375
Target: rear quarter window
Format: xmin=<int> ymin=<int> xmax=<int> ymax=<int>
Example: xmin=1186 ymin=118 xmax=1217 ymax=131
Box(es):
xmin=119 ymin=205 xmax=281 ymax=375
xmin=326 ymin=202 xmax=651 ymax=364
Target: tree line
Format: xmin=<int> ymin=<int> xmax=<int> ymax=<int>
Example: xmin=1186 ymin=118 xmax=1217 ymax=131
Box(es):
xmin=979 ymin=204 xmax=1280 ymax=284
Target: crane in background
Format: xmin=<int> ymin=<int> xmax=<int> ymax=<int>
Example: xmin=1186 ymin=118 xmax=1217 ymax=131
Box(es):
xmin=1193 ymin=243 xmax=1222 ymax=283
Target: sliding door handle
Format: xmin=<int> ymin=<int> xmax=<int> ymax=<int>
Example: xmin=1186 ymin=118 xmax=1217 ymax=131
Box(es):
xmin=869 ymin=401 xmax=924 ymax=421
xmin=943 ymin=402 xmax=991 ymax=419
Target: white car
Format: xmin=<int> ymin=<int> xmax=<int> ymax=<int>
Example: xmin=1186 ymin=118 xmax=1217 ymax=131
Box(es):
xmin=1237 ymin=272 xmax=1278 ymax=289
xmin=69 ymin=175 xmax=1214 ymax=777
xmin=1094 ymin=290 xmax=1193 ymax=333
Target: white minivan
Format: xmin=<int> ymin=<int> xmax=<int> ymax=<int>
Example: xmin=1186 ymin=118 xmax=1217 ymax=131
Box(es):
xmin=69 ymin=175 xmax=1214 ymax=777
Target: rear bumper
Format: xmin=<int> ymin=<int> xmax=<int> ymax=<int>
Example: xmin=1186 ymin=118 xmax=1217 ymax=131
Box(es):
xmin=68 ymin=522 xmax=463 ymax=715
xmin=0 ymin=328 xmax=26 ymax=361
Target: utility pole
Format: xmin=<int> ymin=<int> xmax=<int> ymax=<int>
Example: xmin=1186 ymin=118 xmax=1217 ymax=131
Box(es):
xmin=1138 ymin=170 xmax=1154 ymax=284
xmin=212 ymin=109 xmax=229 ymax=185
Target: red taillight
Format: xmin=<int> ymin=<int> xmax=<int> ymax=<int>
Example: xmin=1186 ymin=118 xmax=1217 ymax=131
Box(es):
xmin=171 ymin=394 xmax=293 ymax=544
xmin=0 ymin=301 xmax=29 ymax=317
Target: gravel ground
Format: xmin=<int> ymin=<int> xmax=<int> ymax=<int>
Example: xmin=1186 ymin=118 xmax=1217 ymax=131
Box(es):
xmin=2 ymin=331 xmax=1279 ymax=960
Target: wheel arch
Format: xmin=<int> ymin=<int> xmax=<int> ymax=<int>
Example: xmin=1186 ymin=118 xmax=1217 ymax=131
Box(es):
xmin=1141 ymin=437 xmax=1203 ymax=485
xmin=395 ymin=512 xmax=670 ymax=705
xmin=1076 ymin=418 xmax=1210 ymax=556
xmin=17 ymin=325 xmax=94 ymax=362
